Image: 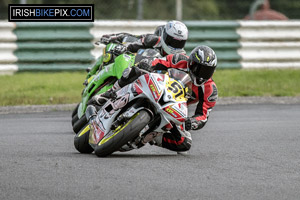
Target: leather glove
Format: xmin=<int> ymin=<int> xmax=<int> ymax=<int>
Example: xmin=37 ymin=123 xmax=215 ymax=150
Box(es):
xmin=113 ymin=45 xmax=127 ymax=55
xmin=137 ymin=59 xmax=153 ymax=72
xmin=185 ymin=117 xmax=198 ymax=131
xmin=83 ymin=79 xmax=88 ymax=86
xmin=100 ymin=34 xmax=117 ymax=44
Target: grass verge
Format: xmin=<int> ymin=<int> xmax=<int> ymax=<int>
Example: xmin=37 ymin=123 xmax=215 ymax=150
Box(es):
xmin=214 ymin=68 xmax=300 ymax=97
xmin=0 ymin=69 xmax=300 ymax=106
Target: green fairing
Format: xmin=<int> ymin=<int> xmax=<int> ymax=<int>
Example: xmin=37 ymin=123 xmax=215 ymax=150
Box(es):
xmin=86 ymin=43 xmax=118 ymax=79
xmin=77 ymin=53 xmax=135 ymax=118
xmin=113 ymin=54 xmax=135 ymax=78
xmin=87 ymin=56 xmax=103 ymax=79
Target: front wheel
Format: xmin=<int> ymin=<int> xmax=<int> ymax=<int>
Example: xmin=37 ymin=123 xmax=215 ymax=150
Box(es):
xmin=72 ymin=103 xmax=80 ymax=118
xmin=74 ymin=124 xmax=94 ymax=154
xmin=72 ymin=113 xmax=79 ymax=126
xmin=73 ymin=115 xmax=88 ymax=134
xmin=94 ymin=110 xmax=151 ymax=157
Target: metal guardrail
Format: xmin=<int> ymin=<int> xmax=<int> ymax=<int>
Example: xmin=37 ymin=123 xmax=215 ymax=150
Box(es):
xmin=0 ymin=22 xmax=17 ymax=74
xmin=237 ymin=21 xmax=300 ymax=68
xmin=185 ymin=21 xmax=242 ymax=69
xmin=1 ymin=20 xmax=300 ymax=74
xmin=14 ymin=22 xmax=94 ymax=71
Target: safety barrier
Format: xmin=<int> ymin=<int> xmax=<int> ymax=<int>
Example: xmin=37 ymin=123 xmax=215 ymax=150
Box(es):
xmin=0 ymin=20 xmax=300 ymax=74
xmin=185 ymin=21 xmax=241 ymax=69
xmin=237 ymin=21 xmax=300 ymax=68
xmin=0 ymin=22 xmax=17 ymax=74
xmin=14 ymin=22 xmax=94 ymax=71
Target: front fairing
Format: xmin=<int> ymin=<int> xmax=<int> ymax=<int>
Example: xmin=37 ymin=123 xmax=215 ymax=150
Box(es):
xmin=134 ymin=70 xmax=190 ymax=128
xmin=88 ymin=69 xmax=191 ymax=147
xmin=89 ymin=116 xmax=106 ymax=147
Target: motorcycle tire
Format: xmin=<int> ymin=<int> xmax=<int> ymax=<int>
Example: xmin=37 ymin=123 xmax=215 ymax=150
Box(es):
xmin=74 ymin=124 xmax=94 ymax=154
xmin=72 ymin=103 xmax=79 ymax=118
xmin=72 ymin=113 xmax=79 ymax=126
xmin=73 ymin=115 xmax=88 ymax=134
xmin=94 ymin=110 xmax=151 ymax=157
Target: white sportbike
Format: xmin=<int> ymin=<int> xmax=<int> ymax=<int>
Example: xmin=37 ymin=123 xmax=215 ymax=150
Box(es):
xmin=74 ymin=68 xmax=192 ymax=157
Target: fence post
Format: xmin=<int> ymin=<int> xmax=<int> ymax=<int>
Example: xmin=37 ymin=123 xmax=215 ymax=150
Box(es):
xmin=176 ymin=0 xmax=183 ymax=21
xmin=137 ymin=0 xmax=144 ymax=20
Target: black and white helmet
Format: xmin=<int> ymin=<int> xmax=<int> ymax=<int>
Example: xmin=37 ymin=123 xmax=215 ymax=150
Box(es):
xmin=188 ymin=45 xmax=217 ymax=86
xmin=161 ymin=20 xmax=188 ymax=55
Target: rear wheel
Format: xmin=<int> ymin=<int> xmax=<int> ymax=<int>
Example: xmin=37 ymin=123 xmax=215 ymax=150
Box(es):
xmin=94 ymin=110 xmax=151 ymax=157
xmin=74 ymin=124 xmax=94 ymax=154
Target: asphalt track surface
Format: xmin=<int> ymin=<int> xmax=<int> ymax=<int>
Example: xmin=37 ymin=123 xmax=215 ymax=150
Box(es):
xmin=0 ymin=103 xmax=300 ymax=200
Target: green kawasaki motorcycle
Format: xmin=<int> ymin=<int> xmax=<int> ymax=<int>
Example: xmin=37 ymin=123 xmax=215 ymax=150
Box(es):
xmin=71 ymin=40 xmax=162 ymax=134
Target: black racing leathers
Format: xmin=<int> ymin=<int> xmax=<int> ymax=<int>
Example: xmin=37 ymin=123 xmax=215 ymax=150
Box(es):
xmin=107 ymin=33 xmax=162 ymax=54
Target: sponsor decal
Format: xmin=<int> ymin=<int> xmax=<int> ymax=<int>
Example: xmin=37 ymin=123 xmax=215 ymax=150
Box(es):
xmin=148 ymin=76 xmax=162 ymax=101
xmin=133 ymin=83 xmax=143 ymax=95
xmin=135 ymin=79 xmax=143 ymax=87
xmin=91 ymin=120 xmax=105 ymax=144
xmin=163 ymin=105 xmax=186 ymax=122
xmin=149 ymin=83 xmax=159 ymax=100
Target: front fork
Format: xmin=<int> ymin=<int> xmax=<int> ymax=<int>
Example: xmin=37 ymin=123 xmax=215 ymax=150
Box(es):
xmin=85 ymin=105 xmax=98 ymax=123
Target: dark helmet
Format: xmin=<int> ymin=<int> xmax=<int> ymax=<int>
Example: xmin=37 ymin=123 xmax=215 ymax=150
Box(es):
xmin=188 ymin=45 xmax=217 ymax=86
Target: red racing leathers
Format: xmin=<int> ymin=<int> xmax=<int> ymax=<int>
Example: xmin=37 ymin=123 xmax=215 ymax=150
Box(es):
xmin=145 ymin=53 xmax=218 ymax=151
xmin=105 ymin=53 xmax=218 ymax=152
xmin=151 ymin=53 xmax=218 ymax=130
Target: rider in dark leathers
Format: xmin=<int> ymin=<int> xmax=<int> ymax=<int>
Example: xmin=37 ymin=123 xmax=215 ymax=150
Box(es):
xmin=87 ymin=20 xmax=188 ymax=78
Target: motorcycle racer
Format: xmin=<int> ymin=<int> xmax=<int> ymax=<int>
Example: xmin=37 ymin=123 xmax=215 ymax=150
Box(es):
xmin=92 ymin=45 xmax=218 ymax=153
xmin=87 ymin=20 xmax=188 ymax=78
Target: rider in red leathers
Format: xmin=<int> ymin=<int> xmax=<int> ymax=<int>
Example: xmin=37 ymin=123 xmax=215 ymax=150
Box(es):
xmin=92 ymin=45 xmax=218 ymax=153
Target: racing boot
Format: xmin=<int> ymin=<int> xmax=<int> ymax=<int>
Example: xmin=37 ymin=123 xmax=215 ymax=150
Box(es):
xmin=142 ymin=132 xmax=158 ymax=145
xmin=119 ymin=132 xmax=163 ymax=152
xmin=151 ymin=133 xmax=163 ymax=146
xmin=119 ymin=143 xmax=135 ymax=152
xmin=142 ymin=132 xmax=163 ymax=146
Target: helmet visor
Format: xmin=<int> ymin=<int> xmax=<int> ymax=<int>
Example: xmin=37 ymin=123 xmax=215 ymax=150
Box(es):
xmin=163 ymin=29 xmax=186 ymax=49
xmin=189 ymin=63 xmax=216 ymax=86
